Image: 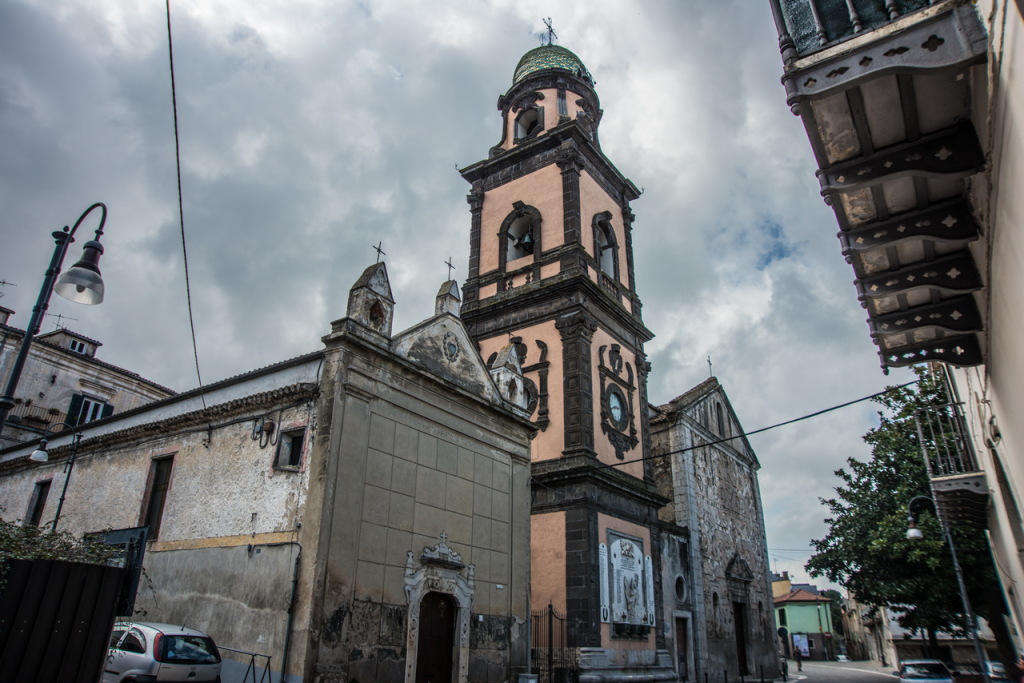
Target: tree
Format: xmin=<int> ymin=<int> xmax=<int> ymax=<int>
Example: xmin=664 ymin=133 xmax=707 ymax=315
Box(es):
xmin=805 ymin=366 xmax=997 ymax=653
xmin=821 ymin=589 xmax=845 ymax=637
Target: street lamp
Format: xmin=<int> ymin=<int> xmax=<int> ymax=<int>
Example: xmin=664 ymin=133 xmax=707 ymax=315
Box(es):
xmin=0 ymin=203 xmax=108 ymax=435
xmin=906 ymin=495 xmax=990 ymax=683
xmin=29 ymin=421 xmax=84 ymax=531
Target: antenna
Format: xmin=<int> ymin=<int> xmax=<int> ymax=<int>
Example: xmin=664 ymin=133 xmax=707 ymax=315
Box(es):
xmin=0 ymin=279 xmax=16 ymax=300
xmin=47 ymin=313 xmax=78 ymax=330
xmin=542 ymin=18 xmax=557 ymax=46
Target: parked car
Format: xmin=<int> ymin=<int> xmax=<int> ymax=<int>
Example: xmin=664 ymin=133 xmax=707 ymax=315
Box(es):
xmin=892 ymin=660 xmax=955 ymax=682
xmin=985 ymin=661 xmax=1011 ymax=681
xmin=102 ymin=621 xmax=222 ymax=683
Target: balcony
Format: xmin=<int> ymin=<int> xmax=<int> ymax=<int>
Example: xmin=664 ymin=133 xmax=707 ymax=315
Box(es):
xmin=914 ymin=403 xmax=989 ymax=529
xmin=767 ymin=0 xmax=989 ymax=371
xmin=5 ymin=403 xmax=69 ymax=432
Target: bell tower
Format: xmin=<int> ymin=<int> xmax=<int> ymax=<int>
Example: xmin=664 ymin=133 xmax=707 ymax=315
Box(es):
xmin=460 ymin=44 xmax=672 ymax=676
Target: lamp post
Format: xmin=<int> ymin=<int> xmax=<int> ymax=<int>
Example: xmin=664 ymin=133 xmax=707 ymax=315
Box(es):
xmin=29 ymin=421 xmax=83 ymax=531
xmin=0 ymin=203 xmax=108 ymax=435
xmin=906 ymin=495 xmax=990 ymax=683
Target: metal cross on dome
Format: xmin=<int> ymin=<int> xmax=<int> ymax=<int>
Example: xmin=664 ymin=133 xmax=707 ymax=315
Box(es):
xmin=543 ymin=18 xmax=557 ymax=46
xmin=373 ymin=241 xmax=386 ymax=263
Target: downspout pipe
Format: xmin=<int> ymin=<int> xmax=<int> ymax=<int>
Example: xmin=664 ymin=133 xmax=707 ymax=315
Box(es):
xmin=266 ymin=541 xmax=302 ymax=683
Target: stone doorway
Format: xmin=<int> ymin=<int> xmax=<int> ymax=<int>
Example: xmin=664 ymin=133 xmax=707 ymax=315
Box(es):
xmin=416 ymin=592 xmax=456 ymax=683
xmin=675 ymin=617 xmax=688 ymax=680
xmin=732 ymin=602 xmax=749 ymax=676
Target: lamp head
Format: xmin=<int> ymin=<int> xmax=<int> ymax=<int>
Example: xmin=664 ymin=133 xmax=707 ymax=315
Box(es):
xmin=906 ymin=516 xmax=924 ymax=540
xmin=54 ymin=240 xmax=104 ymax=305
xmin=30 ymin=439 xmax=49 ymax=463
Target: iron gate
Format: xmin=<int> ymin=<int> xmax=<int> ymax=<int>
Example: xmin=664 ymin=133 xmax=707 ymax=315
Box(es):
xmin=531 ymin=604 xmax=582 ymax=683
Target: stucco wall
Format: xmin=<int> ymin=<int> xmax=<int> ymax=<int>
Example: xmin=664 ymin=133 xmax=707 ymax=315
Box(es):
xmin=478 ymin=164 xmax=565 ymax=277
xmin=948 ymin=0 xmax=1024 ymax=645
xmin=579 ymin=171 xmax=629 ymax=289
xmin=477 ymin=321 xmax=565 ymax=463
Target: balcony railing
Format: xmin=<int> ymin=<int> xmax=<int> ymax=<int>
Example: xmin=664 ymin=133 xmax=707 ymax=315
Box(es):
xmin=914 ymin=403 xmax=989 ymax=529
xmin=5 ymin=403 xmax=69 ymax=431
xmin=772 ymin=0 xmax=934 ymax=59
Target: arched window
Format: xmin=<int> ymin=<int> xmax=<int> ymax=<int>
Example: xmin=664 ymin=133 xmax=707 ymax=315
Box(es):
xmin=498 ymin=203 xmax=542 ymax=276
xmin=514 ymin=108 xmax=543 ymax=142
xmin=591 ymin=212 xmax=618 ymax=280
xmin=506 ymin=215 xmax=533 ymax=262
xmin=716 ymin=402 xmax=726 ymax=436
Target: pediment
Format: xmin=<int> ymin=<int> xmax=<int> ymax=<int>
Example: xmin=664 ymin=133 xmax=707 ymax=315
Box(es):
xmin=726 ymin=553 xmax=754 ymax=583
xmin=391 ymin=314 xmax=503 ymax=406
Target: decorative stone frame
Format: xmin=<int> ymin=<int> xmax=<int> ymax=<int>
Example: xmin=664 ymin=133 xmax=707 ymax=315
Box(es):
xmin=404 ymin=533 xmax=476 ymax=683
xmin=513 ymin=105 xmax=545 ymax=144
xmin=497 ymin=202 xmax=543 ymax=287
xmin=597 ymin=344 xmax=638 ymax=460
xmin=592 ymin=211 xmax=620 ymax=282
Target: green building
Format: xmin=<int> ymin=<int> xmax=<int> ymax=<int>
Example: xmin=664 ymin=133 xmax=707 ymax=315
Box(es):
xmin=774 ymin=588 xmax=836 ymax=661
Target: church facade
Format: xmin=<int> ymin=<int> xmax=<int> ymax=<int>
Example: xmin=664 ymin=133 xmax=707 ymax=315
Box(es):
xmin=651 ymin=379 xmax=778 ymax=682
xmin=459 ymin=45 xmax=675 ymax=683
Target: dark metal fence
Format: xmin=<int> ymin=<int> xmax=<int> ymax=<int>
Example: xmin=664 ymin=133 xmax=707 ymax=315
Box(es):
xmin=218 ymin=645 xmax=274 ymax=683
xmin=531 ymin=604 xmax=582 ymax=683
xmin=914 ymin=403 xmax=979 ymax=477
xmin=0 ymin=558 xmax=125 ymax=682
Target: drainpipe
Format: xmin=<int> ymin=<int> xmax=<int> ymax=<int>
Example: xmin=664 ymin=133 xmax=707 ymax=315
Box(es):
xmin=268 ymin=542 xmax=302 ymax=683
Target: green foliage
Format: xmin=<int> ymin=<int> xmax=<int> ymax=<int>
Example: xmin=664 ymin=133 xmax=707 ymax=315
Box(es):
xmin=0 ymin=509 xmax=117 ymax=566
xmin=806 ymin=367 xmax=995 ymax=636
xmin=821 ymin=589 xmax=846 ymax=636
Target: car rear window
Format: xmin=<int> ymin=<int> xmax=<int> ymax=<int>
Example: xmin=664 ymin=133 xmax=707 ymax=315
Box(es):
xmin=902 ymin=663 xmax=950 ymax=678
xmin=158 ymin=635 xmax=220 ymax=664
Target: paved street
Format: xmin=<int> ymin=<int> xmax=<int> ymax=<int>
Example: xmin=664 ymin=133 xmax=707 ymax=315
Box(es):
xmin=775 ymin=660 xmax=896 ymax=683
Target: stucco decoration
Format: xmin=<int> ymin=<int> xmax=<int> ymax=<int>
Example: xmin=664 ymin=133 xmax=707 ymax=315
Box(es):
xmin=404 ymin=532 xmax=476 ymax=683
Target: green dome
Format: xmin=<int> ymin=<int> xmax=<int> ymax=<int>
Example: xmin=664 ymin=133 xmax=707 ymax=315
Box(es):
xmin=512 ymin=45 xmax=590 ymax=85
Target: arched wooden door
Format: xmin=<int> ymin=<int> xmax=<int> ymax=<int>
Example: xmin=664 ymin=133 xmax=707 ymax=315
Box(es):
xmin=416 ymin=592 xmax=456 ymax=683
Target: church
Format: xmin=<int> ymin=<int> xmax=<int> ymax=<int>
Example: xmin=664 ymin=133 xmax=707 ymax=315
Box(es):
xmin=0 ymin=42 xmax=777 ymax=683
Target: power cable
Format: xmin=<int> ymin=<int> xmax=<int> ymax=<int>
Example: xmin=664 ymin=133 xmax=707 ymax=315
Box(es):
xmin=165 ymin=0 xmax=206 ymax=409
xmin=585 ymin=379 xmax=919 ymax=475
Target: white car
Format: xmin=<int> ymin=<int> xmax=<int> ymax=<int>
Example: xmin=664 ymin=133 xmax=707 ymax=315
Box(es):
xmin=102 ymin=622 xmax=222 ymax=683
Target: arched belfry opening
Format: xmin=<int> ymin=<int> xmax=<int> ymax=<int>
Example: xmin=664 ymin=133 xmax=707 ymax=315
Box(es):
xmin=506 ymin=215 xmax=534 ymax=262
xmin=514 ymin=107 xmax=543 ymax=142
xmin=592 ymin=211 xmax=619 ymax=280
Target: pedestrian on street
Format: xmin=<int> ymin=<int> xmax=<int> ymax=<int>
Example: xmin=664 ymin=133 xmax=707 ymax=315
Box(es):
xmin=794 ymin=645 xmax=803 ymax=672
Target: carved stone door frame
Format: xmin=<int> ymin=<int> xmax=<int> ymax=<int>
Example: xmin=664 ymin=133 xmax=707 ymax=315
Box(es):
xmin=404 ymin=533 xmax=476 ymax=683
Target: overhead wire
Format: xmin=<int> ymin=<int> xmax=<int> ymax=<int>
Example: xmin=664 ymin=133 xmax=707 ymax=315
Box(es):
xmin=165 ymin=0 xmax=207 ymax=409
xmin=585 ymin=379 xmax=919 ymax=475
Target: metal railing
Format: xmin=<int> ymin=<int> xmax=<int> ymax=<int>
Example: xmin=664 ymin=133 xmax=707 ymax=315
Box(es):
xmin=531 ymin=604 xmax=582 ymax=683
xmin=218 ymin=646 xmax=274 ymax=683
xmin=772 ymin=0 xmax=933 ymax=59
xmin=914 ymin=403 xmax=979 ymax=477
xmin=5 ymin=403 xmax=68 ymax=430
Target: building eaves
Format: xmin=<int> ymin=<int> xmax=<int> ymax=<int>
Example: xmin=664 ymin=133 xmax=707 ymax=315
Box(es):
xmin=36 ymin=328 xmax=103 ymax=347
xmin=650 ymin=377 xmax=719 ymax=425
xmin=0 ymin=348 xmax=324 ymax=457
xmin=775 ymin=589 xmax=830 ymax=605
xmin=0 ymin=323 xmax=176 ymax=396
xmin=0 ymin=382 xmax=318 ymax=474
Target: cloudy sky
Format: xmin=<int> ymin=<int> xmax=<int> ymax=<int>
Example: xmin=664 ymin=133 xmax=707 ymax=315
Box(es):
xmin=0 ymin=0 xmax=915 ymax=589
